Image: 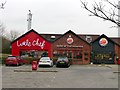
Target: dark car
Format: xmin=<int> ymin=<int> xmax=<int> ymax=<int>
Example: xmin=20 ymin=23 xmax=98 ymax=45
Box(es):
xmin=56 ymin=57 xmax=70 ymax=67
xmin=5 ymin=55 xmax=23 ymax=66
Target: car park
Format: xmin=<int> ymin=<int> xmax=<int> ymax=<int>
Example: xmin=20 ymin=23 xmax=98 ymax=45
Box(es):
xmin=5 ymin=55 xmax=23 ymax=66
xmin=56 ymin=57 xmax=70 ymax=67
xmin=38 ymin=57 xmax=53 ymax=67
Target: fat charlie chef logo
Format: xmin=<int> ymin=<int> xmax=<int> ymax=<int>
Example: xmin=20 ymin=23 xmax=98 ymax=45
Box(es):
xmin=17 ymin=38 xmax=45 ymax=49
xmin=99 ymin=38 xmax=108 ymax=47
xmin=67 ymin=35 xmax=73 ymax=44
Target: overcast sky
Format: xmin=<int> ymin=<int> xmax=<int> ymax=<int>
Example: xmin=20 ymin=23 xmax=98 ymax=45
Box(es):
xmin=0 ymin=0 xmax=118 ymax=37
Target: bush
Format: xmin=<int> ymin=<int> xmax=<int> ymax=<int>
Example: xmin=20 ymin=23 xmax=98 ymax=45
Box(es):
xmin=0 ymin=54 xmax=10 ymax=64
xmin=52 ymin=57 xmax=58 ymax=65
xmin=23 ymin=57 xmax=39 ymax=64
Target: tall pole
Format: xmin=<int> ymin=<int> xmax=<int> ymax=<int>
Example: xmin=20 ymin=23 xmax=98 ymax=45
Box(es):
xmin=118 ymin=1 xmax=120 ymax=37
xmin=27 ymin=10 xmax=32 ymax=31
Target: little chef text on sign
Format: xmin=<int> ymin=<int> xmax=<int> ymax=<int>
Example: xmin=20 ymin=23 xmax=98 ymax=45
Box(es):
xmin=17 ymin=38 xmax=46 ymax=49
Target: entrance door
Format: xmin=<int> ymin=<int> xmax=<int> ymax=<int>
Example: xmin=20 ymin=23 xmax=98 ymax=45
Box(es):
xmin=67 ymin=51 xmax=73 ymax=64
xmin=63 ymin=50 xmax=83 ymax=64
xmin=72 ymin=50 xmax=83 ymax=64
xmin=67 ymin=51 xmax=72 ymax=58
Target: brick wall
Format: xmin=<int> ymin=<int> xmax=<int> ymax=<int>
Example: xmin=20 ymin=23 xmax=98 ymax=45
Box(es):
xmin=51 ymin=32 xmax=91 ymax=65
xmin=115 ymin=44 xmax=120 ymax=64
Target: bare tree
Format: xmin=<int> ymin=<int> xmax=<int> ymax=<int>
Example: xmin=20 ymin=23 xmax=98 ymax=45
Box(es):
xmin=4 ymin=30 xmax=21 ymax=41
xmin=80 ymin=0 xmax=120 ymax=27
xmin=9 ymin=30 xmax=20 ymax=41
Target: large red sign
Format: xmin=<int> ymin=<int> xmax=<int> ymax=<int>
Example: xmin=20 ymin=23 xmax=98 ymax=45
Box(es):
xmin=17 ymin=38 xmax=46 ymax=49
xmin=12 ymin=31 xmax=51 ymax=56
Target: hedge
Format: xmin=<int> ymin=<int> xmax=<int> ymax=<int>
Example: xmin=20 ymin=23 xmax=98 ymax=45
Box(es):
xmin=0 ymin=54 xmax=10 ymax=64
xmin=23 ymin=57 xmax=39 ymax=64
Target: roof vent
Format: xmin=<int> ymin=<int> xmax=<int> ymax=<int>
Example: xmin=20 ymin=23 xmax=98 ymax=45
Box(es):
xmin=86 ymin=36 xmax=92 ymax=43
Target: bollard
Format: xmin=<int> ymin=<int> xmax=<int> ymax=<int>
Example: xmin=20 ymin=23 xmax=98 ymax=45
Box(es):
xmin=32 ymin=61 xmax=38 ymax=70
xmin=118 ymin=59 xmax=120 ymax=65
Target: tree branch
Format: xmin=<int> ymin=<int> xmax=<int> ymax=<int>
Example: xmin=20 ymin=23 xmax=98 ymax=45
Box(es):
xmin=80 ymin=0 xmax=120 ymax=27
xmin=105 ymin=0 xmax=120 ymax=9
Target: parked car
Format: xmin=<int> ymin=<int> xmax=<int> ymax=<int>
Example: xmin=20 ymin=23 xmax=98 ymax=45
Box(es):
xmin=5 ymin=55 xmax=23 ymax=66
xmin=38 ymin=57 xmax=53 ymax=67
xmin=56 ymin=57 xmax=70 ymax=67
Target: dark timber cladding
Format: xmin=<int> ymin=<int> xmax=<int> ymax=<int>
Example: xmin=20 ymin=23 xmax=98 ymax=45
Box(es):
xmin=51 ymin=30 xmax=91 ymax=65
xmin=91 ymin=34 xmax=120 ymax=64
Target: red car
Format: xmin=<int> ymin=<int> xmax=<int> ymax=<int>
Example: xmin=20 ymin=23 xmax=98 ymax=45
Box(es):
xmin=5 ymin=55 xmax=23 ymax=66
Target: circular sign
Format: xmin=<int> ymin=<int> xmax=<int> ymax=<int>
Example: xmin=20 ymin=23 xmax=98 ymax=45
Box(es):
xmin=67 ymin=37 xmax=73 ymax=44
xmin=99 ymin=38 xmax=108 ymax=46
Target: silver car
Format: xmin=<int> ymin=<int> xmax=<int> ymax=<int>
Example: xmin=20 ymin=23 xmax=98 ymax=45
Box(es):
xmin=38 ymin=57 xmax=53 ymax=67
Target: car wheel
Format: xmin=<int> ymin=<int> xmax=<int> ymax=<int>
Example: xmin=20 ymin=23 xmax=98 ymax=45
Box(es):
xmin=16 ymin=63 xmax=19 ymax=66
xmin=50 ymin=63 xmax=53 ymax=67
xmin=66 ymin=64 xmax=70 ymax=68
xmin=20 ymin=62 xmax=23 ymax=66
xmin=5 ymin=64 xmax=8 ymax=66
xmin=66 ymin=65 xmax=69 ymax=68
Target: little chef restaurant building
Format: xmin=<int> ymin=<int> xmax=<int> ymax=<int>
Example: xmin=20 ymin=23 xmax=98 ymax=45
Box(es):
xmin=12 ymin=30 xmax=51 ymax=57
xmin=12 ymin=29 xmax=91 ymax=64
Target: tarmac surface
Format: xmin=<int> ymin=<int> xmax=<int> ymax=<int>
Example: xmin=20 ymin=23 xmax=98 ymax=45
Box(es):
xmin=1 ymin=64 xmax=119 ymax=88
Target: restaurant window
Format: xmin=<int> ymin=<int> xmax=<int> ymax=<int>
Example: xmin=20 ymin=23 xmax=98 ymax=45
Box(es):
xmin=63 ymin=51 xmax=67 ymax=57
xmin=53 ymin=51 xmax=72 ymax=58
xmin=41 ymin=51 xmax=48 ymax=57
xmin=53 ymin=51 xmax=64 ymax=57
xmin=94 ymin=53 xmax=113 ymax=60
xmin=68 ymin=51 xmax=72 ymax=58
xmin=53 ymin=51 xmax=58 ymax=57
xmin=84 ymin=52 xmax=89 ymax=60
xmin=20 ymin=50 xmax=47 ymax=58
xmin=73 ymin=51 xmax=82 ymax=59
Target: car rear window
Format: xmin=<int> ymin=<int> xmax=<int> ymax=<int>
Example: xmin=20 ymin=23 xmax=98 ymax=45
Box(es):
xmin=58 ymin=57 xmax=67 ymax=61
xmin=40 ymin=57 xmax=50 ymax=60
xmin=7 ymin=56 xmax=16 ymax=59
